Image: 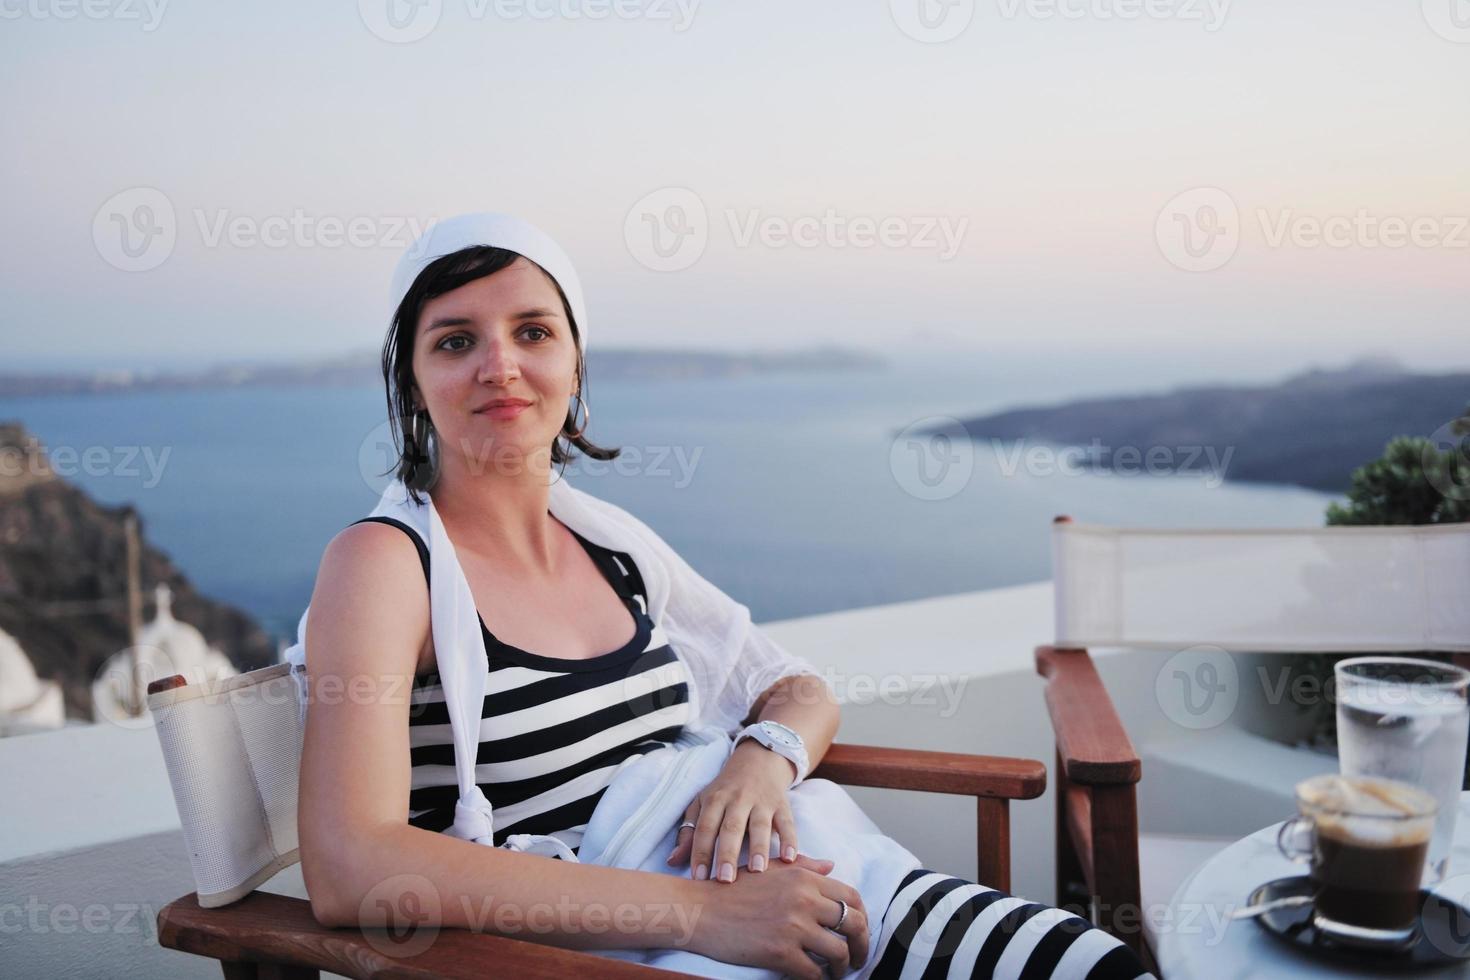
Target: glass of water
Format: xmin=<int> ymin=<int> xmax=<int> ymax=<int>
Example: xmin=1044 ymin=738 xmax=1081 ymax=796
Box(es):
xmin=1336 ymin=656 xmax=1470 ymax=885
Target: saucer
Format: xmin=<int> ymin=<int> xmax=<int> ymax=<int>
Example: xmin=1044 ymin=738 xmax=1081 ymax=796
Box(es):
xmin=1248 ymin=876 xmax=1470 ymax=970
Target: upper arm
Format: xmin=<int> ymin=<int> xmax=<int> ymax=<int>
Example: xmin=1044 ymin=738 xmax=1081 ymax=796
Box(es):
xmin=297 ymin=522 xmax=430 ymax=907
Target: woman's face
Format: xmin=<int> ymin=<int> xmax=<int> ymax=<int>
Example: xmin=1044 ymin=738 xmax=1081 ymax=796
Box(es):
xmin=411 ymin=256 xmax=579 ymax=477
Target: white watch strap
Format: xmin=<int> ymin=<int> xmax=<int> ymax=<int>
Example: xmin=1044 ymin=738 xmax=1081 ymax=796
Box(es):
xmin=733 ymin=725 xmax=808 ymax=788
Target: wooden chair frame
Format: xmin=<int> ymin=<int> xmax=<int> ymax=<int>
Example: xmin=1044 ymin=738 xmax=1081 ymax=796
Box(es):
xmin=154 ymin=741 xmax=1046 ymax=979
xmin=1034 ymin=644 xmax=1150 ymax=970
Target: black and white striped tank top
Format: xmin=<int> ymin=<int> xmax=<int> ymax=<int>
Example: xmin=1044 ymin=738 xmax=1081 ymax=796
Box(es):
xmin=351 ymin=516 xmax=693 ymax=854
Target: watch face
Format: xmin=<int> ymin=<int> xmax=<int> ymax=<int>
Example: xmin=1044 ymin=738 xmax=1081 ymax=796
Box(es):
xmin=761 ymin=721 xmax=801 ymax=747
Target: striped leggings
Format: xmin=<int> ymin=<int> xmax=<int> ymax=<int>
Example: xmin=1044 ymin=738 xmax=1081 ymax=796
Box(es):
xmin=868 ymin=869 xmax=1153 ymax=980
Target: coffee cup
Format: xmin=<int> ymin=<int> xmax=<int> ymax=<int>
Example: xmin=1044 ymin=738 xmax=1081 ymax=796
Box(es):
xmin=1277 ymin=773 xmax=1439 ymax=947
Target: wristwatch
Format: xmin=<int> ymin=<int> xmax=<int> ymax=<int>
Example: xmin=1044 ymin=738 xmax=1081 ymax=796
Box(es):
xmin=732 ymin=719 xmax=810 ymax=788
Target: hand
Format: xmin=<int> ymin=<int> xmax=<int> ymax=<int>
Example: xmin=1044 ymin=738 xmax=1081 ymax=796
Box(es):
xmin=668 ymin=740 xmax=800 ymax=882
xmin=689 ymin=853 xmax=870 ymax=980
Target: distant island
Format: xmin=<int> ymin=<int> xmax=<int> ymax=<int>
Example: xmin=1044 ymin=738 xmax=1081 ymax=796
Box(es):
xmin=937 ymin=357 xmax=1470 ymax=493
xmin=0 ymin=345 xmax=886 ymax=398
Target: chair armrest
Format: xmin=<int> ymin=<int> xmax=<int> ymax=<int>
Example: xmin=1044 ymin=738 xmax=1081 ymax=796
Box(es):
xmin=1034 ymin=646 xmax=1140 ymax=786
xmin=157 ymin=891 xmax=698 ymax=980
xmin=812 ymin=742 xmax=1046 ymax=799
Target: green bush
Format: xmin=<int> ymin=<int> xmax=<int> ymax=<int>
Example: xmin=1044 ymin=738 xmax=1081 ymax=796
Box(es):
xmin=1299 ymin=405 xmax=1470 ymax=776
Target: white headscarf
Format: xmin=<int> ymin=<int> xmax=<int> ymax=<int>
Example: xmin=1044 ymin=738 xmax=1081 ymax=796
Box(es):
xmin=390 ymin=212 xmax=590 ymax=354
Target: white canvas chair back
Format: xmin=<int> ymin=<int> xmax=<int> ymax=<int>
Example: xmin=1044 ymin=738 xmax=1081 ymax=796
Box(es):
xmin=1051 ymin=520 xmax=1470 ymax=652
xmin=147 ymin=662 xmax=305 ymax=907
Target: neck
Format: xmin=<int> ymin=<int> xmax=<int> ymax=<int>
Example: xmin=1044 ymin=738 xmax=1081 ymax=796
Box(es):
xmin=426 ymin=448 xmax=562 ymax=575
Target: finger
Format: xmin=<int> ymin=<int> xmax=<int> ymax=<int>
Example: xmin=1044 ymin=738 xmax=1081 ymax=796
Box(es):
xmin=746 ymin=806 xmax=774 ymax=873
xmin=773 ymin=803 xmax=799 ymax=863
xmin=830 ymin=900 xmax=870 ymax=971
xmin=792 ymin=853 xmax=835 ymax=876
xmin=666 ymin=799 xmax=699 ymax=866
xmin=816 ymin=877 xmax=867 ymax=923
xmin=804 ymin=923 xmax=852 ymax=978
xmin=714 ymin=800 xmax=754 ymax=882
xmin=689 ymin=796 xmax=723 ymax=882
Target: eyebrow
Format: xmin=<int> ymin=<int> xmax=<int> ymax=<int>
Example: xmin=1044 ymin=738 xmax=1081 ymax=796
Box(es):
xmin=423 ymin=308 xmax=562 ymax=333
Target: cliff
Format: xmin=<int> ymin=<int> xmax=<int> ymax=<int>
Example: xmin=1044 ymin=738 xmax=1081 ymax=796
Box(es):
xmin=0 ymin=423 xmax=276 ymax=719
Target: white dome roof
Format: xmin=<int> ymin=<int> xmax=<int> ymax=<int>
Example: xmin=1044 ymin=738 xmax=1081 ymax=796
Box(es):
xmin=0 ymin=627 xmax=65 ymax=732
xmin=91 ymin=584 xmax=238 ymax=726
xmin=136 ymin=583 xmax=212 ymax=674
xmin=0 ymin=627 xmax=45 ymax=713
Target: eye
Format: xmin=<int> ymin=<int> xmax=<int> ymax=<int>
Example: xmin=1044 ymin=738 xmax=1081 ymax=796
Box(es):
xmin=522 ymin=325 xmax=551 ymax=342
xmin=436 ymin=334 xmax=472 ymax=352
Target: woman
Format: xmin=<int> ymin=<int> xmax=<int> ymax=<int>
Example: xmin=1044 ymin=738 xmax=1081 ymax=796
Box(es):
xmin=296 ymin=213 xmax=1151 ymax=979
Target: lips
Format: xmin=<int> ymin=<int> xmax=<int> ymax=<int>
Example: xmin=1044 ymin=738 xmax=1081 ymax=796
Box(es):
xmin=475 ymin=399 xmax=531 ymax=419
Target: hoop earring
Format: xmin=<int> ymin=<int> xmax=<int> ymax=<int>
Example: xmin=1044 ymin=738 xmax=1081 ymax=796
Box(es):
xmin=406 ymin=410 xmax=440 ymax=492
xmin=565 ymin=391 xmax=591 ymax=440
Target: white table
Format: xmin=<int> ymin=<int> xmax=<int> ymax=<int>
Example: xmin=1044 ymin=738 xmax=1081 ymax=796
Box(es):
xmin=1156 ymin=794 xmax=1470 ymax=978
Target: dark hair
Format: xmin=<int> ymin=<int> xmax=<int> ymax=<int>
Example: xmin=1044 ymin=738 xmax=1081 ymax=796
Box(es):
xmin=381 ymin=245 xmax=620 ymax=503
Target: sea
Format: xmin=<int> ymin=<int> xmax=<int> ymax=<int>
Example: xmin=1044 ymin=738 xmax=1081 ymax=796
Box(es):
xmin=0 ymin=350 xmax=1338 ymax=643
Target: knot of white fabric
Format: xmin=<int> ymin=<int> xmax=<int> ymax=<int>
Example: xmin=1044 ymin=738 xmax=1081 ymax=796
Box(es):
xmin=445 ymin=760 xmax=581 ymax=862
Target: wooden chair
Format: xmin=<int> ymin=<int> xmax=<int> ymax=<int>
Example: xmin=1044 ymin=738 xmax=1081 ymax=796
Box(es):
xmin=1035 ymin=514 xmax=1470 ymax=970
xmin=146 ymin=672 xmax=1045 ymax=979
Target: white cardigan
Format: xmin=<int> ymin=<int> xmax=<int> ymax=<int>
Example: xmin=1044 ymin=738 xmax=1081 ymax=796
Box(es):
xmin=285 ymin=476 xmax=830 ymax=848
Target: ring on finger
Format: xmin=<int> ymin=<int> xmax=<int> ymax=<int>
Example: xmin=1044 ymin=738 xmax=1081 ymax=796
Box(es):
xmin=832 ymin=899 xmax=848 ymax=931
xmin=678 ymin=821 xmax=696 ymax=831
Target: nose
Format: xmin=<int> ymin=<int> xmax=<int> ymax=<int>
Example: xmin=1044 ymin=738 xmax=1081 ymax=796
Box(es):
xmin=476 ymin=337 xmax=520 ymax=386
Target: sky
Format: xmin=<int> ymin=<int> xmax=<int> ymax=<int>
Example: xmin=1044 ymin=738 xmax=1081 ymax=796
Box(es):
xmin=1 ymin=0 xmax=1467 ymax=376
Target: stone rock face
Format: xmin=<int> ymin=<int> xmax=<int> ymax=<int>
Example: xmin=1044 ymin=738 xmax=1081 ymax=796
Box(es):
xmin=0 ymin=422 xmax=276 ymax=719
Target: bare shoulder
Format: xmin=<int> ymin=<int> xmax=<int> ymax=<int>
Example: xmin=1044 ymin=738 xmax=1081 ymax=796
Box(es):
xmin=308 ymin=521 xmax=432 ymax=676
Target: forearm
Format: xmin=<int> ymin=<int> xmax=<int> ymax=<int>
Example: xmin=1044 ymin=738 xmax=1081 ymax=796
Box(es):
xmin=742 ymin=672 xmax=841 ymax=774
xmin=311 ymin=821 xmax=710 ymax=952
